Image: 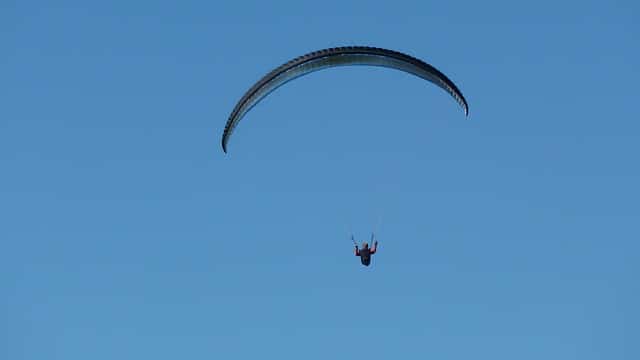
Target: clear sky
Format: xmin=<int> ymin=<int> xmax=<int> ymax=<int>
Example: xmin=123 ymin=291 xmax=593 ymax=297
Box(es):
xmin=2 ymin=1 xmax=638 ymax=359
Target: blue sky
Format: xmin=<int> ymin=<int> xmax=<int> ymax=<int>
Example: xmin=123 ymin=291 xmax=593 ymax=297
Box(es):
xmin=2 ymin=1 xmax=638 ymax=359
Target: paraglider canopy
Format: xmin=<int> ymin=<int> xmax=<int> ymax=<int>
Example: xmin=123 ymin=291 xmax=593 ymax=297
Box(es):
xmin=222 ymin=46 xmax=469 ymax=153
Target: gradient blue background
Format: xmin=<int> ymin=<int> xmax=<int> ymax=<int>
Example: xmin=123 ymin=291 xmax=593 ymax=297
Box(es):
xmin=2 ymin=1 xmax=638 ymax=359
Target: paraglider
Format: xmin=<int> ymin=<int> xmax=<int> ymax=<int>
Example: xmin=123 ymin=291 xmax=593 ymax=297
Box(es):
xmin=353 ymin=233 xmax=378 ymax=267
xmin=220 ymin=46 xmax=470 ymax=267
xmin=221 ymin=46 xmax=469 ymax=153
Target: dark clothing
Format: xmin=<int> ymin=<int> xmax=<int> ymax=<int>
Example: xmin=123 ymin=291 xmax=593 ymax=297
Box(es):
xmin=355 ymin=244 xmax=377 ymax=266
